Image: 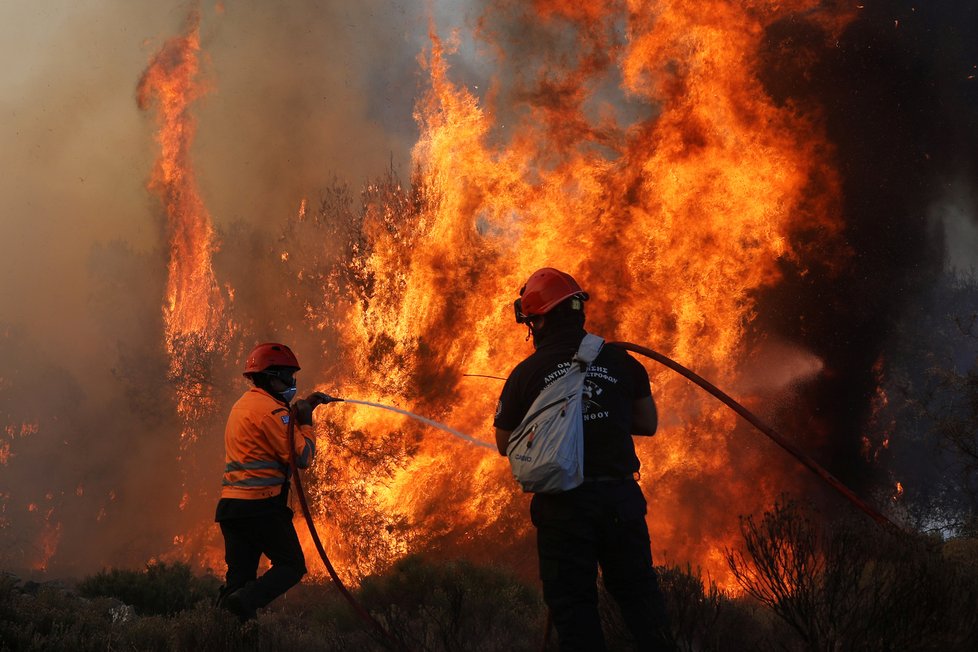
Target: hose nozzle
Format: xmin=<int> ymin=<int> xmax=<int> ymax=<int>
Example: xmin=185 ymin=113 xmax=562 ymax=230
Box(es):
xmin=307 ymin=392 xmax=343 ymax=408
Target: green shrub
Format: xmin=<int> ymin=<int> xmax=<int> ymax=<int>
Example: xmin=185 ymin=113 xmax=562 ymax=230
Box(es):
xmin=77 ymin=561 xmax=220 ymax=616
xmin=655 ymin=564 xmax=770 ymax=652
xmin=16 ymin=545 xmax=973 ymax=651
xmin=593 ymin=564 xmax=784 ymax=651
xmin=0 ymin=575 xmax=125 ymax=652
xmin=354 ymin=554 xmax=546 ymax=652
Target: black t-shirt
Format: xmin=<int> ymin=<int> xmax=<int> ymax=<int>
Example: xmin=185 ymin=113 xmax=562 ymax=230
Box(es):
xmin=494 ymin=328 xmax=653 ymax=478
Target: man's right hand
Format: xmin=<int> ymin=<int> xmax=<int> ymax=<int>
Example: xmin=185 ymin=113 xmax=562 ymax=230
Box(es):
xmin=306 ymin=392 xmax=342 ymax=408
xmin=293 ymin=399 xmax=314 ymax=426
xmin=294 ymin=393 xmax=342 ymax=426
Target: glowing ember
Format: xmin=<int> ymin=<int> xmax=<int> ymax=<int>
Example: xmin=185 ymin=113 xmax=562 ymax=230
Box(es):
xmin=866 ymin=355 xmax=896 ymax=463
xmin=892 ymin=481 xmax=904 ymax=501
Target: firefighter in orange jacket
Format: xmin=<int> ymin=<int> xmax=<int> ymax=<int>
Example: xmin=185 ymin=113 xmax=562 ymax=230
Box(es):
xmin=216 ymin=342 xmax=330 ymax=621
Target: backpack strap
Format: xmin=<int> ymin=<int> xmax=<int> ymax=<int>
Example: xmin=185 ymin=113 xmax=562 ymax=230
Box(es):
xmin=573 ymin=333 xmax=605 ymax=369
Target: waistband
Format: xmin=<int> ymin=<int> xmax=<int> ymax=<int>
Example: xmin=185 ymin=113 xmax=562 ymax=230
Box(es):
xmin=581 ymin=472 xmax=640 ymax=484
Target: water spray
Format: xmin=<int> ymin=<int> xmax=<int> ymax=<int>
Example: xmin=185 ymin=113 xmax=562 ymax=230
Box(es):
xmin=338 ymin=398 xmax=495 ymax=450
xmin=284 ymin=392 xmax=493 ymax=651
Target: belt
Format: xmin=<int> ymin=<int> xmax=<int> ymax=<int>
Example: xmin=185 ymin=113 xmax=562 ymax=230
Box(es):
xmin=581 ymin=473 xmax=639 ymax=484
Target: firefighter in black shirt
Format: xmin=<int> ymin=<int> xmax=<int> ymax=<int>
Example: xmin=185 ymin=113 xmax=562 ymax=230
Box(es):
xmin=494 ymin=268 xmax=672 ymax=651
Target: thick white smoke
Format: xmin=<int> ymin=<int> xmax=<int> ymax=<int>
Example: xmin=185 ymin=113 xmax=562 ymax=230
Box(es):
xmin=0 ymin=0 xmax=433 ymax=577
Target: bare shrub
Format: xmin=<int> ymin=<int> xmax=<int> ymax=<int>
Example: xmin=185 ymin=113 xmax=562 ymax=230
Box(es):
xmin=727 ymin=498 xmax=978 ymax=650
xmin=593 ymin=565 xmax=778 ymax=651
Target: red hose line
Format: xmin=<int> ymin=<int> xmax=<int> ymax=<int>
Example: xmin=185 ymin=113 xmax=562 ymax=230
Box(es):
xmin=611 ymin=341 xmax=902 ymax=532
xmin=287 ymin=411 xmax=409 ymax=651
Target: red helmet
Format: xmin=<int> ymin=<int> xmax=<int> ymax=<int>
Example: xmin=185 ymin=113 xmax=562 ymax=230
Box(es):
xmin=242 ymin=342 xmax=300 ymax=376
xmin=515 ymin=268 xmax=589 ymax=323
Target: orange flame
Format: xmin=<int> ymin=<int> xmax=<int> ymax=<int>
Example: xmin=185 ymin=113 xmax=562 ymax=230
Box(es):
xmin=137 ymin=10 xmax=231 ymax=445
xmin=2 ymin=421 xmax=38 ymax=466
xmin=31 ymin=521 xmax=62 ymax=573
xmin=135 ymin=3 xmax=861 ymax=590
xmin=299 ymin=1 xmax=856 ymax=588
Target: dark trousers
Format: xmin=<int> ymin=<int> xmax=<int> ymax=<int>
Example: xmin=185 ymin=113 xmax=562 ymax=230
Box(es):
xmin=218 ymin=508 xmax=307 ymax=611
xmin=531 ymin=481 xmax=671 ymax=651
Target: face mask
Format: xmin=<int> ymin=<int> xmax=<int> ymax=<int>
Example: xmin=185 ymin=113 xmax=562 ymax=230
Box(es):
xmin=279 ymin=384 xmax=297 ymax=403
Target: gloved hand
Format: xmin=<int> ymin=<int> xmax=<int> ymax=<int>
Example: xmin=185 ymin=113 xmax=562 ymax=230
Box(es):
xmin=292 ymin=399 xmax=314 ymax=426
xmin=305 ymin=392 xmax=342 ymax=408
xmin=292 ymin=393 xmax=341 ymax=426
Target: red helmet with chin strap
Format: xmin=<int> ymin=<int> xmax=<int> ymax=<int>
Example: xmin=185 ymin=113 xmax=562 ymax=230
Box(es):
xmin=242 ymin=342 xmax=300 ymax=376
xmin=514 ymin=268 xmax=589 ymax=323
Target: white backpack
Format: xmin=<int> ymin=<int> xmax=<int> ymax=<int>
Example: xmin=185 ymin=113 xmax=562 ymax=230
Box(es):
xmin=506 ymin=334 xmax=605 ymax=493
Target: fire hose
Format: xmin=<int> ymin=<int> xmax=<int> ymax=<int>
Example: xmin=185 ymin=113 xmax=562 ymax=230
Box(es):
xmin=283 ymin=340 xmax=898 ymax=649
xmin=286 ymin=399 xmax=410 ymax=652
xmin=538 ymin=340 xmax=903 ymax=650
xmin=611 ymin=341 xmax=901 ymax=531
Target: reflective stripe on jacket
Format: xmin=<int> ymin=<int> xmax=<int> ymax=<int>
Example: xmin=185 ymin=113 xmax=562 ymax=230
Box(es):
xmin=221 ymin=387 xmax=315 ymax=500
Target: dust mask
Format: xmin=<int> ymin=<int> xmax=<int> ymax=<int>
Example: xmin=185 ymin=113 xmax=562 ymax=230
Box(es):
xmin=279 ymin=384 xmax=297 ymax=403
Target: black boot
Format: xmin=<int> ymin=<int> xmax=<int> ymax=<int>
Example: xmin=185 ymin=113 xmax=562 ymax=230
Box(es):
xmin=220 ymin=585 xmax=257 ymax=622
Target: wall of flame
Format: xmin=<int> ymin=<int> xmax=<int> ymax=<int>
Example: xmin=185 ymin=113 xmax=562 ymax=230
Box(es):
xmin=27 ymin=0 xmax=975 ymax=587
xmin=278 ymin=1 xmax=856 ymax=588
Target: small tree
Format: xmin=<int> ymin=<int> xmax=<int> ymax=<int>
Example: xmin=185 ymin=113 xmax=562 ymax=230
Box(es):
xmin=917 ymin=312 xmax=978 ymax=529
xmin=725 ymin=499 xmax=825 ymax=646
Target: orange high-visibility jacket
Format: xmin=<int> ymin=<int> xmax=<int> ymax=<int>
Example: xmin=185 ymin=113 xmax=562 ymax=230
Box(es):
xmin=221 ymin=388 xmax=315 ymax=500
